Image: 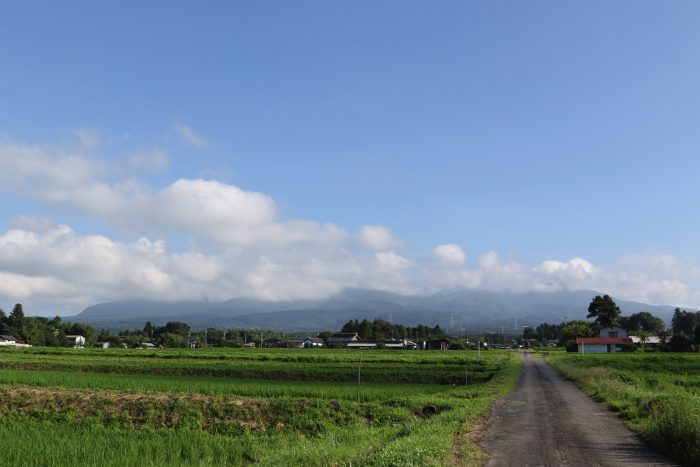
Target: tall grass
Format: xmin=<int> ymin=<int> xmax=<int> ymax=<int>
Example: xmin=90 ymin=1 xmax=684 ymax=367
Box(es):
xmin=544 ymin=353 xmax=700 ymax=465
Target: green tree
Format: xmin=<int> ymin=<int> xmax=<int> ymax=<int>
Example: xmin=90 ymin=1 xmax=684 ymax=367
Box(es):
xmin=587 ymin=295 xmax=621 ymax=329
xmin=559 ymin=320 xmax=596 ymax=352
xmin=8 ymin=303 xmax=25 ymax=339
xmin=671 ymin=308 xmax=699 ymax=336
xmin=143 ymin=321 xmax=155 ymax=339
xmin=161 ymin=332 xmax=188 ymax=348
xmin=619 ymin=311 xmax=665 ymax=333
xmin=0 ymin=308 xmax=7 ymax=334
xmin=163 ymin=321 xmax=190 ymax=337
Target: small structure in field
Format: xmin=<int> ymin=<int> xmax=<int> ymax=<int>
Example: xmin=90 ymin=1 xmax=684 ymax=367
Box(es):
xmin=141 ymin=342 xmax=156 ymax=349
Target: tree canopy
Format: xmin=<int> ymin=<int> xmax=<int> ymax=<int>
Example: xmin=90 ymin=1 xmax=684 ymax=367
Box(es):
xmin=340 ymin=318 xmax=445 ymax=341
xmin=618 ymin=311 xmax=665 ymax=333
xmin=586 ymin=295 xmax=621 ymax=329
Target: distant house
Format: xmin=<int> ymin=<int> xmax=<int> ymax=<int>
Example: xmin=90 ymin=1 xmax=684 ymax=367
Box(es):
xmin=384 ymin=339 xmax=418 ymax=350
xmin=576 ymin=328 xmax=633 ymax=353
xmin=285 ymin=339 xmax=305 ymax=349
xmin=0 ymin=335 xmax=17 ymax=346
xmin=425 ymin=338 xmax=450 ymax=351
xmin=140 ymin=342 xmax=156 ymax=349
xmin=65 ymin=335 xmax=86 ymax=348
xmin=304 ymin=337 xmax=325 ymax=348
xmin=327 ymin=332 xmax=359 ymax=348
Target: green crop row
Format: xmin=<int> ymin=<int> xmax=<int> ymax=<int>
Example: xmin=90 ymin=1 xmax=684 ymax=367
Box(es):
xmin=0 ymin=349 xmax=520 ymax=465
xmin=1 ymin=346 xmax=510 ymax=365
xmin=0 ymin=348 xmax=508 ymax=385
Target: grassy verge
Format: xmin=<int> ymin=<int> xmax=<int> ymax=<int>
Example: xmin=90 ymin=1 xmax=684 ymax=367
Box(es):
xmin=541 ymin=351 xmax=700 ymax=465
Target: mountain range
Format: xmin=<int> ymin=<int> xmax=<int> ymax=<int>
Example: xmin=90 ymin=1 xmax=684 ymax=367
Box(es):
xmin=71 ymin=288 xmax=681 ymax=333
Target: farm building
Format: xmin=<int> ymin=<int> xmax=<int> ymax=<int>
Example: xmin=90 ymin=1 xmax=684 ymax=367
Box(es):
xmin=327 ymin=332 xmax=359 ymax=347
xmin=0 ymin=335 xmax=17 ymax=346
xmin=65 ymin=335 xmax=86 ymax=348
xmin=304 ymin=337 xmax=325 ymax=348
xmin=576 ymin=327 xmax=634 ymax=353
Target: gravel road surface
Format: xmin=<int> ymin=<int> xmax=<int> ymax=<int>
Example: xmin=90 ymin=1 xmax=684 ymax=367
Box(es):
xmin=480 ymin=351 xmax=675 ymax=466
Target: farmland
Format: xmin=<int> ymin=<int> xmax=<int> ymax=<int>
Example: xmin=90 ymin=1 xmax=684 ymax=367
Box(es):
xmin=542 ymin=351 xmax=700 ymax=465
xmin=0 ymin=347 xmax=519 ymax=466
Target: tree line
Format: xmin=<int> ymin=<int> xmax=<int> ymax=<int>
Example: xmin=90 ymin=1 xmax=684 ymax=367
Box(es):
xmin=0 ymin=304 xmax=97 ymax=347
xmin=340 ymin=318 xmax=446 ymax=341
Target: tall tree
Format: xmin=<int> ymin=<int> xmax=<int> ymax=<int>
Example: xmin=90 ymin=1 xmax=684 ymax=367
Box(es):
xmin=587 ymin=295 xmax=621 ymax=329
xmin=8 ymin=303 xmax=26 ymax=339
xmin=671 ymin=308 xmax=699 ymax=336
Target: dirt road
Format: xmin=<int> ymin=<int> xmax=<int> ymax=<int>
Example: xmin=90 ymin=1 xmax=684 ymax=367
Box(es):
xmin=480 ymin=351 xmax=674 ymax=466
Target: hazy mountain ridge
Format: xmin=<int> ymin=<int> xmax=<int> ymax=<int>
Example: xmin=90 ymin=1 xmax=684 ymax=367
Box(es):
xmin=72 ymin=288 xmax=680 ymax=333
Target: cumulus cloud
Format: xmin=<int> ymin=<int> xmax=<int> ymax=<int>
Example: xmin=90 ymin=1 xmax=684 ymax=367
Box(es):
xmin=175 ymin=124 xmax=208 ymax=148
xmin=357 ymin=225 xmax=402 ymax=250
xmin=433 ymin=244 xmax=466 ymax=266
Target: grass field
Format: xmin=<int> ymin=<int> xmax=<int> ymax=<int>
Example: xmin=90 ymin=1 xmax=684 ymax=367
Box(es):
xmin=542 ymin=351 xmax=700 ymax=466
xmin=0 ymin=347 xmax=520 ymax=466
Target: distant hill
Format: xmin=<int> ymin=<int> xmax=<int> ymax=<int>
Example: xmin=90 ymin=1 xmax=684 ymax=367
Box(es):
xmin=71 ymin=288 xmax=680 ymax=333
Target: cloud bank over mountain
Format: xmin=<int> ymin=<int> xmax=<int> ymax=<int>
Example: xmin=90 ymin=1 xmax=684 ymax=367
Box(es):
xmin=0 ymin=133 xmax=697 ymax=315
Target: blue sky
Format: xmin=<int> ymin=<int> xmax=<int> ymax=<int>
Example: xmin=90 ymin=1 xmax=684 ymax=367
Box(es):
xmin=1 ymin=1 xmax=699 ymax=314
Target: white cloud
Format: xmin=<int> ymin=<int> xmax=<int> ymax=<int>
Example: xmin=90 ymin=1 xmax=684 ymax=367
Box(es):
xmin=0 ymin=133 xmax=698 ymax=313
xmin=433 ymin=244 xmax=466 ymax=266
xmin=357 ymin=225 xmax=402 ymax=250
xmin=375 ymin=251 xmax=412 ymax=270
xmin=175 ymin=124 xmax=208 ymax=148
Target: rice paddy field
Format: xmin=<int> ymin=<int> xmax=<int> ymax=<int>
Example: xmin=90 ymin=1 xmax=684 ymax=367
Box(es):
xmin=0 ymin=347 xmax=519 ymax=466
xmin=542 ymin=351 xmax=700 ymax=465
